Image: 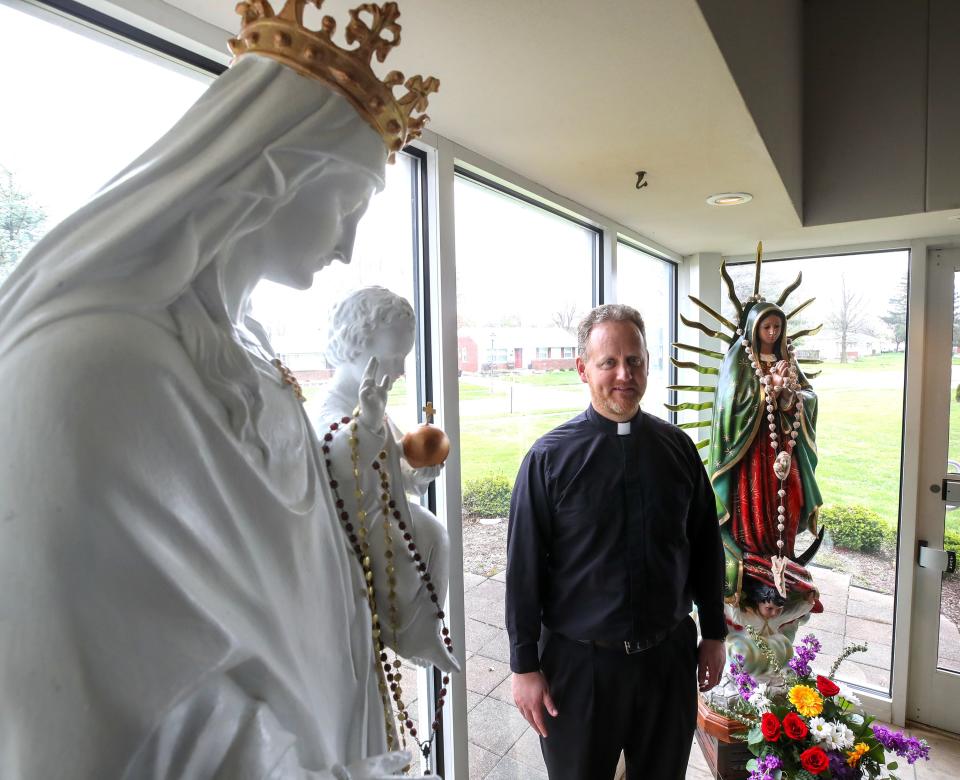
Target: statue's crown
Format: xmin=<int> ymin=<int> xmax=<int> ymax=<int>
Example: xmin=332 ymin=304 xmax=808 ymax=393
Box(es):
xmin=230 ymin=1 xmax=438 ymax=162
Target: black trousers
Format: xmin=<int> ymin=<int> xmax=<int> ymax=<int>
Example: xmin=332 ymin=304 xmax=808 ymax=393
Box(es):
xmin=538 ymin=617 xmax=699 ymax=780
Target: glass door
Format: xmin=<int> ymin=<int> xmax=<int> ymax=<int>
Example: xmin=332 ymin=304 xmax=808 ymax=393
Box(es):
xmin=908 ymin=246 xmax=960 ymax=733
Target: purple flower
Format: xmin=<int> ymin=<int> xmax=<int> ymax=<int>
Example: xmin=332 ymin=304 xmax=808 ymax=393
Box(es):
xmin=827 ymin=750 xmax=859 ymax=779
xmin=728 ymin=653 xmax=757 ymax=701
xmin=788 ymin=634 xmax=821 ymax=677
xmin=872 ymin=724 xmax=931 ymax=764
xmin=748 ymin=753 xmax=782 ymax=780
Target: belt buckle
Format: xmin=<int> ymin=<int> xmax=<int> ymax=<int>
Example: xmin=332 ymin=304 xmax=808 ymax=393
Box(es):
xmin=624 ymin=640 xmax=644 ymax=655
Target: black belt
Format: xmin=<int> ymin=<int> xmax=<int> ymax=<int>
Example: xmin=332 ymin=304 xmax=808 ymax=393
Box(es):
xmin=562 ymin=619 xmax=683 ymax=655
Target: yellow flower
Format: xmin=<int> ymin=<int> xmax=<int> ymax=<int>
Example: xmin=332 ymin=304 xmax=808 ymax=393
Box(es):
xmin=787 ymin=684 xmax=823 ymax=717
xmin=846 ymin=742 xmax=870 ymax=767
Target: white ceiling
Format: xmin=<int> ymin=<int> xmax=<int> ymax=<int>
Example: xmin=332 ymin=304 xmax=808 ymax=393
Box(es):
xmin=163 ymin=0 xmax=960 ymax=257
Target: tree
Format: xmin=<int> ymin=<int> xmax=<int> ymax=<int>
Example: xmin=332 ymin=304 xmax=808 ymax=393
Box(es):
xmin=0 ymin=166 xmax=46 ymax=283
xmin=880 ymin=273 xmax=908 ymax=352
xmin=551 ymin=301 xmax=579 ymax=335
xmin=827 ymin=275 xmax=869 ymax=364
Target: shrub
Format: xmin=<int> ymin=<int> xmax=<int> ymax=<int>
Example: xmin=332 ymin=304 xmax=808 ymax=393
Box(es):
xmin=463 ymin=473 xmax=513 ymax=518
xmin=945 ymin=528 xmax=960 ymax=555
xmin=820 ymin=504 xmax=892 ymax=553
xmin=945 ymin=528 xmax=960 ymax=578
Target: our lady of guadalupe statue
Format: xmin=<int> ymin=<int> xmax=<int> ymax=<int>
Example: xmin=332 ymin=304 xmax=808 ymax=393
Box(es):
xmin=669 ymin=244 xmax=825 ymax=682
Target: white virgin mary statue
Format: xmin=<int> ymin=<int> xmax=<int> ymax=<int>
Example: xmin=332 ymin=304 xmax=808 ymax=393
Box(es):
xmin=0 ymin=5 xmax=454 ymax=778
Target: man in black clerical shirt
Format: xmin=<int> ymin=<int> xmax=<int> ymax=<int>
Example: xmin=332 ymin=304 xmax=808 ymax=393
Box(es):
xmin=506 ymin=303 xmax=727 ymax=779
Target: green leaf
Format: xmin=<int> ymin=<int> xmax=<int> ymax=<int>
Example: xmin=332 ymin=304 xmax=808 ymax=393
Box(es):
xmin=747 ymin=725 xmax=764 ymax=746
xmin=745 ymin=758 xmax=758 ymax=771
xmin=888 ymin=761 xmax=898 ymax=770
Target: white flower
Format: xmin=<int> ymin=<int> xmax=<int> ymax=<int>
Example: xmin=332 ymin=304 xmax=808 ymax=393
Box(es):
xmin=808 ymin=717 xmax=830 ymax=742
xmin=836 ymin=682 xmax=861 ymax=706
xmin=832 ymin=722 xmax=855 ymax=750
xmin=748 ymin=683 xmax=772 ymax=713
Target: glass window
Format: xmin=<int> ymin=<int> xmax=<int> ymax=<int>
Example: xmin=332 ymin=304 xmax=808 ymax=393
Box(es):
xmin=454 ymin=173 xmax=597 ymax=778
xmin=0 ymin=3 xmax=211 ymax=284
xmin=717 ymin=250 xmax=909 ymax=695
xmin=615 ymin=242 xmax=676 ymax=420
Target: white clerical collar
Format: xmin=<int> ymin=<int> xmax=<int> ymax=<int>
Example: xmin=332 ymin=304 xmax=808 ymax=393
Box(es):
xmin=617 ymin=422 xmax=631 ymax=436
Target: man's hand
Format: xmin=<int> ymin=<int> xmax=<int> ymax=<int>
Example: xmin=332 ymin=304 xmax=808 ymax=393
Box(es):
xmin=697 ymin=638 xmax=726 ymax=692
xmin=511 ymin=671 xmax=557 ymax=738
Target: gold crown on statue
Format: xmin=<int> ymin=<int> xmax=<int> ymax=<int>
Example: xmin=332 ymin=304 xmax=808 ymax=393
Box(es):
xmin=229 ymin=1 xmax=439 ymax=162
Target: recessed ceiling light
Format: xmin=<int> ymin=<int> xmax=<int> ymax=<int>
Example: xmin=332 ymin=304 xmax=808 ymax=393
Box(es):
xmin=706 ymin=192 xmax=753 ymax=206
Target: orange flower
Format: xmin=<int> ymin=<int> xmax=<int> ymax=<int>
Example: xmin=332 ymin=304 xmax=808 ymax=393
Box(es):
xmin=788 ymin=684 xmax=823 ymax=717
xmin=846 ymin=742 xmax=870 ymax=767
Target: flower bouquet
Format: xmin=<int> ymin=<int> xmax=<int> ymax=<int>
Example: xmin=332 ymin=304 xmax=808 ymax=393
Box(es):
xmin=714 ymin=631 xmax=930 ymax=779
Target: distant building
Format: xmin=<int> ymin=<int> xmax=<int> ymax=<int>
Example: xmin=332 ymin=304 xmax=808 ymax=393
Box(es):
xmin=800 ymin=327 xmax=893 ymax=362
xmin=458 ymin=326 xmax=578 ymax=373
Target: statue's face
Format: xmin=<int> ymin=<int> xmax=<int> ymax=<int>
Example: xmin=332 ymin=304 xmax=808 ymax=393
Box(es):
xmin=261 ymin=168 xmax=378 ymax=290
xmin=757 ymin=313 xmax=783 ymax=350
xmin=758 ymin=601 xmax=784 ymax=619
xmin=366 ymin=319 xmax=415 ymax=388
xmin=576 ymin=320 xmax=648 ymax=422
xmin=343 ymin=315 xmax=415 ymax=390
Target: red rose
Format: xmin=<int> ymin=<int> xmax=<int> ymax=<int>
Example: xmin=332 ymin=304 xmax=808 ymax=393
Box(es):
xmin=760 ymin=712 xmax=781 ymax=742
xmin=782 ymin=712 xmax=809 ymax=740
xmin=800 ymin=746 xmax=829 ymax=774
xmin=816 ymin=675 xmax=840 ymax=697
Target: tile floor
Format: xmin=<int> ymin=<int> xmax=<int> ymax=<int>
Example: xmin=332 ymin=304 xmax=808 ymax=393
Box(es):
xmin=459 ymin=566 xmax=960 ymax=779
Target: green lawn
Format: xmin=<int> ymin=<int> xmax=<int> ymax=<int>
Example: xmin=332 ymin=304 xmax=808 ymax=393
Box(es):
xmin=500 ymin=371 xmax=581 ymax=386
xmin=460 ymin=410 xmax=576 ymax=483
xmin=457 ymin=353 xmax=960 ymax=535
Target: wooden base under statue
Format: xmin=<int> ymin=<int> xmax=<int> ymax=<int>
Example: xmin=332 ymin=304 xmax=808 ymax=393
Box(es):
xmin=695 ymin=698 xmax=752 ymax=780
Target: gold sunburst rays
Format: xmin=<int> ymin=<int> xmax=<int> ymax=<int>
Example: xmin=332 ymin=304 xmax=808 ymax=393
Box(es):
xmin=670 ymin=357 xmax=719 ymax=376
xmin=776 ymin=271 xmax=803 ymax=307
xmin=688 ymin=296 xmax=737 ymax=333
xmin=785 ymin=297 xmax=815 ymax=321
xmin=720 ymin=260 xmax=743 ymax=320
xmin=673 ymin=343 xmax=725 ymax=361
xmin=664 ymin=400 xmax=714 ymax=412
xmin=679 ymin=314 xmax=733 ymax=344
xmin=752 ymin=241 xmax=763 ymax=298
xmin=677 ymin=419 xmax=712 ymax=430
xmin=788 ymin=323 xmax=823 ymax=341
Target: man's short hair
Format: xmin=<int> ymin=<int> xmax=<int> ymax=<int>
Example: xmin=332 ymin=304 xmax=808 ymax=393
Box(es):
xmin=576 ymin=304 xmax=647 ymax=357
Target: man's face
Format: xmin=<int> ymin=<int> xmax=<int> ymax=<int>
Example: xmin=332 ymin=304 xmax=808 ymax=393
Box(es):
xmin=576 ymin=320 xmax=649 ymax=422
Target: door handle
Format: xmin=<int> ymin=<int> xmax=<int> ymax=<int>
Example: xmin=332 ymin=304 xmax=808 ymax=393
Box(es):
xmin=918 ymin=540 xmax=957 ymax=574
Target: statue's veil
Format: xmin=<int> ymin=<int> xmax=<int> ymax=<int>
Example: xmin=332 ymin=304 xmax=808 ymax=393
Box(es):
xmin=0 ymin=55 xmax=387 ymax=360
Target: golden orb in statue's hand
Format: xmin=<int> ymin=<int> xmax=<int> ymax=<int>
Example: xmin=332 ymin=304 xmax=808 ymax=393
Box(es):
xmin=402 ymin=424 xmax=450 ymax=468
